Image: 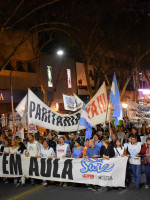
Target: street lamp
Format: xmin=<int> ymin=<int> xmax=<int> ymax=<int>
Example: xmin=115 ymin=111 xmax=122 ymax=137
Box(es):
xmin=56 ymin=49 xmax=64 ymax=56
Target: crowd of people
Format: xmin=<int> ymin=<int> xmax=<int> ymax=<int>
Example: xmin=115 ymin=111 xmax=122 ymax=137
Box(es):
xmin=0 ymin=118 xmax=150 ymax=191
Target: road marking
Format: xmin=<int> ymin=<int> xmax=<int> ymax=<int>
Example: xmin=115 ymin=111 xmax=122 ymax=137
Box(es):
xmin=8 ymin=185 xmax=44 ymax=200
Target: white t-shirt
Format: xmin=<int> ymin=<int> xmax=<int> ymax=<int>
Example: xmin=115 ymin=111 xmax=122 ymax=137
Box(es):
xmin=41 ymin=147 xmax=55 ymax=158
xmin=128 ymin=142 xmax=141 ymax=165
xmin=27 ymin=141 xmax=41 ymax=157
xmin=9 ymin=147 xmax=19 ymax=154
xmin=3 ymin=147 xmax=10 ymax=153
xmin=56 ymin=143 xmax=68 ymax=158
xmin=114 ymin=147 xmax=125 ymax=156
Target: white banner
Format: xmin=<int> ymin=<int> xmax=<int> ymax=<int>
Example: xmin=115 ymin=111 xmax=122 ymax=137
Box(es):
xmin=127 ymin=99 xmax=150 ymax=120
xmin=28 ymin=89 xmax=82 ymax=132
xmin=86 ymin=82 xmax=108 ymax=126
xmin=0 ymin=154 xmax=128 ymax=187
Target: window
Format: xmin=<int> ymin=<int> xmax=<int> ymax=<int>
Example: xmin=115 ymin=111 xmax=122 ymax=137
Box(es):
xmin=27 ymin=62 xmax=35 ymax=72
xmin=5 ymin=61 xmax=12 ymax=70
xmin=47 ymin=66 xmax=53 ymax=87
xmin=67 ymin=69 xmax=72 ymax=88
xmin=16 ymin=61 xmax=24 ymax=71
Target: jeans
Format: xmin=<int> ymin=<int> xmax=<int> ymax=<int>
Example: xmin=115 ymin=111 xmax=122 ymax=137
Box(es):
xmin=130 ymin=164 xmax=141 ymax=187
xmin=145 ymin=163 xmax=150 ymax=185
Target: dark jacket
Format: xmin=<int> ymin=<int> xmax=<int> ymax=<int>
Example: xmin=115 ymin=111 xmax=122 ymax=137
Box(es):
xmin=100 ymin=145 xmax=115 ymax=158
xmin=48 ymin=139 xmax=56 ymax=152
xmin=110 ymin=140 xmax=117 ymax=148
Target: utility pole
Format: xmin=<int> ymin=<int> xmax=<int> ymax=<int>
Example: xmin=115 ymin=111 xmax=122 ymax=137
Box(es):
xmin=10 ymin=70 xmax=15 ymax=134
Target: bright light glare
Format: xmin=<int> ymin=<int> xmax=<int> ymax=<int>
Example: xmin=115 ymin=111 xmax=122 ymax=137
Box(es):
xmin=138 ymin=89 xmax=150 ymax=95
xmin=57 ymin=50 xmax=64 ymax=56
xmin=122 ymin=103 xmax=128 ymax=109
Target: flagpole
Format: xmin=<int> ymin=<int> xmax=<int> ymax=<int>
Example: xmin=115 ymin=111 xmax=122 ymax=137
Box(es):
xmin=108 ymin=100 xmax=112 ymax=136
xmin=104 ymin=99 xmax=109 ymax=136
xmin=27 ymin=89 xmax=29 ymax=136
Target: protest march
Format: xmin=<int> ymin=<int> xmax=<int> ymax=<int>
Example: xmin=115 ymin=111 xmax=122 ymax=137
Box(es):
xmin=0 ymin=73 xmax=150 ymax=192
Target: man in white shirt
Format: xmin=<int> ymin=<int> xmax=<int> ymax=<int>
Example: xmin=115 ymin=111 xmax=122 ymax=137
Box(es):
xmin=127 ymin=135 xmax=141 ymax=188
xmin=56 ymin=137 xmax=71 ymax=187
xmin=56 ymin=137 xmax=71 ymax=159
xmin=26 ymin=134 xmax=41 ymax=185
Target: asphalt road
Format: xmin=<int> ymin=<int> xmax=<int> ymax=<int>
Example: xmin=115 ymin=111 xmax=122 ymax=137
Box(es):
xmin=0 ymin=179 xmax=150 ymax=200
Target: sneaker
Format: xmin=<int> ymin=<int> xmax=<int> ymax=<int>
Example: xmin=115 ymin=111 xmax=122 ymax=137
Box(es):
xmin=63 ymin=183 xmax=68 ymax=187
xmin=98 ymin=187 xmax=103 ymax=192
xmin=59 ymin=182 xmax=63 ymax=186
xmin=145 ymin=185 xmax=149 ymax=189
xmin=92 ymin=188 xmax=97 ymax=192
xmin=42 ymin=181 xmax=47 ymax=186
xmin=88 ymin=186 xmax=93 ymax=190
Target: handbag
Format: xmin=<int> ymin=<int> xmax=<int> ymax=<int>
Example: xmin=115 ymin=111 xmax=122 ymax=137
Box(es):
xmin=141 ymin=156 xmax=148 ymax=165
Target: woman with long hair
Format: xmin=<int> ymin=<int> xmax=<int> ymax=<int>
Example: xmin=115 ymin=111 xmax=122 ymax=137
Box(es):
xmin=114 ymin=139 xmax=125 ymax=157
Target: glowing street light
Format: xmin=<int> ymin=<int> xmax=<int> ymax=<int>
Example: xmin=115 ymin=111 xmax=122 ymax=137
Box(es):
xmin=56 ymin=49 xmax=64 ymax=56
xmin=122 ymin=103 xmax=128 ymax=109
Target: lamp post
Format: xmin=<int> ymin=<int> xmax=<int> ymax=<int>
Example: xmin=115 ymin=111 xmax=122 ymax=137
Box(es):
xmin=10 ymin=70 xmax=15 ymax=134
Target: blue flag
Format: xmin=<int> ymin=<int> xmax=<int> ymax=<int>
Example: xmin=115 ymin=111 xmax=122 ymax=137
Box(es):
xmin=79 ymin=104 xmax=92 ymax=139
xmin=109 ymin=73 xmax=122 ymax=126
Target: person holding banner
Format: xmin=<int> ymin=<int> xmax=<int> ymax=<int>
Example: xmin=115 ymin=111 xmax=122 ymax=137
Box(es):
xmin=100 ymin=138 xmax=115 ymax=160
xmin=9 ymin=139 xmax=20 ymax=186
xmin=26 ymin=134 xmax=41 ymax=157
xmin=40 ymin=140 xmax=55 ymax=186
xmin=93 ymin=134 xmax=103 ymax=149
xmin=2 ymin=138 xmax=11 ymax=154
xmin=127 ymin=135 xmax=141 ymax=188
xmin=48 ymin=133 xmax=56 ymax=152
xmin=71 ymin=138 xmax=83 ymax=158
xmin=56 ymin=137 xmax=71 ymax=159
xmin=26 ymin=134 xmax=41 ymax=185
xmin=114 ymin=139 xmax=125 ymax=157
xmin=85 ymin=139 xmax=100 ymax=158
xmin=56 ymin=136 xmax=71 ymax=187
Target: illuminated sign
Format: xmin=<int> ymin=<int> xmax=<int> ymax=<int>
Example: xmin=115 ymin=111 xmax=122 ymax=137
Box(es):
xmin=47 ymin=66 xmax=53 ymax=87
xmin=0 ymin=93 xmax=4 ymax=100
xmin=67 ymin=69 xmax=72 ymax=88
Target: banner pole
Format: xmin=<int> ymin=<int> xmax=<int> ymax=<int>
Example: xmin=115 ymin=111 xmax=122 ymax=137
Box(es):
xmin=108 ymin=100 xmax=112 ymax=136
xmin=27 ymin=89 xmax=29 ymax=136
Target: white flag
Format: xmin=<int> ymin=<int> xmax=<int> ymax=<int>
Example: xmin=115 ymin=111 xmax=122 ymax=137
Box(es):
xmin=16 ymin=95 xmax=27 ymax=117
xmin=73 ymin=93 xmax=83 ymax=109
xmin=63 ymin=94 xmax=76 ymax=111
xmin=63 ymin=94 xmax=83 ymax=111
xmin=16 ymin=95 xmax=27 ymax=125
